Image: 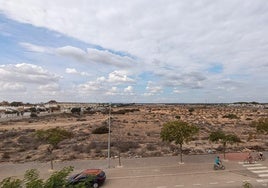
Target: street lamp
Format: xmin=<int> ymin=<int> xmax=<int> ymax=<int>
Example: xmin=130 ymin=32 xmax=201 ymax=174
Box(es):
xmin=107 ymin=103 xmax=111 ymax=168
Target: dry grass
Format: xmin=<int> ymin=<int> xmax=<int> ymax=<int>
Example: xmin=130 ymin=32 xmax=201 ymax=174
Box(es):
xmin=0 ymin=104 xmax=267 ymax=162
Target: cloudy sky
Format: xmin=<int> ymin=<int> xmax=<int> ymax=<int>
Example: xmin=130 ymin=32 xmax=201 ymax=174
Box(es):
xmin=0 ymin=0 xmax=267 ymax=103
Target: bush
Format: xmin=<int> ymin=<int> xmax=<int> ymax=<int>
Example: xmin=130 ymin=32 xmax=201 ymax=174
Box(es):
xmin=112 ymin=108 xmax=140 ymax=115
xmin=222 ymin=114 xmax=239 ymax=119
xmin=253 ymin=118 xmax=268 ymax=134
xmin=24 ymin=169 xmax=44 ymax=188
xmin=92 ymin=126 xmax=109 ymax=134
xmin=71 ymin=107 xmax=81 ymax=115
xmin=0 ymin=167 xmax=75 ymax=188
xmin=117 ymin=141 xmax=140 ymax=153
xmin=243 ymin=181 xmax=253 ymax=188
xmin=146 ymin=144 xmax=157 ymax=151
xmin=30 ymin=113 xmax=38 ymax=118
xmin=0 ymin=177 xmax=22 ymax=188
xmin=44 ymin=166 xmax=73 ymax=187
xmin=2 ymin=152 xmax=10 ymax=160
xmin=175 ymin=115 xmax=181 ymax=119
xmin=188 ymin=108 xmax=195 ymax=113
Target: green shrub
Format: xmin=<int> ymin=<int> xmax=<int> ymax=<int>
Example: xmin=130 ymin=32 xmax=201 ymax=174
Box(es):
xmin=0 ymin=177 xmax=22 ymax=188
xmin=24 ymin=169 xmax=44 ymax=188
xmin=0 ymin=167 xmax=76 ymax=188
xmin=243 ymin=181 xmax=253 ymax=188
xmin=44 ymin=166 xmax=73 ymax=188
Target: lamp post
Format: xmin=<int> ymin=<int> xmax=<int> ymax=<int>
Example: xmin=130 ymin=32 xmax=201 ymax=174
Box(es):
xmin=107 ymin=103 xmax=111 ymax=168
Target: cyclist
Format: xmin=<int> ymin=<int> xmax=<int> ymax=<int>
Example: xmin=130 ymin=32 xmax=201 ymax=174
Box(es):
xmin=247 ymin=152 xmax=254 ymax=163
xmin=259 ymin=152 xmax=264 ymax=160
xmin=214 ymin=156 xmax=222 ymax=167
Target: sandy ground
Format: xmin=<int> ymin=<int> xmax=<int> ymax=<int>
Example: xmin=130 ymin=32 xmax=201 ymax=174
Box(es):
xmin=0 ymin=104 xmax=267 ymax=165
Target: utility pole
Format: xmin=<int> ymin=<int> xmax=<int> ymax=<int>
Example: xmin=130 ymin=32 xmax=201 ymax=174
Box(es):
xmin=107 ymin=103 xmax=111 ymax=168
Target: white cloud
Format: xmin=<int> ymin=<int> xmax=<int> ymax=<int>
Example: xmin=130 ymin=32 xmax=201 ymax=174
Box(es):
xmin=144 ymin=81 xmax=163 ymax=96
xmin=65 ymin=68 xmax=78 ymax=74
xmin=0 ymin=81 xmax=26 ymax=92
xmin=124 ymin=86 xmax=133 ymax=93
xmin=0 ymin=63 xmax=63 ymax=102
xmin=107 ymin=70 xmax=135 ymax=84
xmin=38 ymin=83 xmax=60 ymax=91
xmin=65 ymin=68 xmax=90 ymax=77
xmin=21 ymin=43 xmax=137 ymax=68
xmin=173 ymin=89 xmax=183 ymax=94
xmin=1 ymin=1 xmax=268 ymax=102
xmin=19 ymin=42 xmax=51 ymax=53
xmin=56 ymin=45 xmax=135 ymax=68
xmin=57 ymin=46 xmax=87 ymax=61
xmin=106 ymin=86 xmax=118 ymax=96
xmin=0 ymin=63 xmax=60 ymax=84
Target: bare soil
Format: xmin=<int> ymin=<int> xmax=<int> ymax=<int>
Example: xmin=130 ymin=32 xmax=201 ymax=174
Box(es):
xmin=0 ymin=104 xmax=267 ymax=163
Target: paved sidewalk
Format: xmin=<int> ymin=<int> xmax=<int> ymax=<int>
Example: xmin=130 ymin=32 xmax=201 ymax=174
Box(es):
xmin=0 ymin=152 xmax=264 ymax=181
xmin=0 ymin=154 xmax=214 ymax=180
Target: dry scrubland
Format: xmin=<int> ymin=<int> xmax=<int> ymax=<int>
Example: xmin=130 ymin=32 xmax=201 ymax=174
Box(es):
xmin=0 ymin=104 xmax=267 ymax=163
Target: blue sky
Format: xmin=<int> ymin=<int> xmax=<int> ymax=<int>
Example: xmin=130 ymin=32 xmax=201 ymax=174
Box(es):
xmin=0 ymin=0 xmax=267 ymax=103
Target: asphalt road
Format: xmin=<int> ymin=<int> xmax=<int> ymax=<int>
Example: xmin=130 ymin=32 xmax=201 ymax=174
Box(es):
xmin=1 ymin=153 xmax=268 ymax=188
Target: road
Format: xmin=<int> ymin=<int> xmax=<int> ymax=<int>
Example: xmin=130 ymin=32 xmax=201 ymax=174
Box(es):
xmin=1 ymin=153 xmax=268 ymax=187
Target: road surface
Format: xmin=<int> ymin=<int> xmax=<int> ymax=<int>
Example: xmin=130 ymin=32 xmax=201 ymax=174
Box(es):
xmin=1 ymin=153 xmax=268 ymax=187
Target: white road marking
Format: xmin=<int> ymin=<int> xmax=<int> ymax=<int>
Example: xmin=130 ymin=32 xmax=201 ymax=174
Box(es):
xmin=226 ymin=181 xmax=235 ymax=184
xmin=243 ymin=163 xmax=262 ymax=167
xmin=252 ymin=170 xmax=268 ymax=173
xmin=209 ymin=182 xmax=218 ymax=185
xmin=258 ymin=174 xmax=268 ymax=177
xmin=247 ymin=167 xmax=267 ymax=170
xmin=174 ymin=185 xmax=184 ymax=187
xmin=193 ymin=183 xmax=201 ymax=186
xmin=156 ymin=186 xmax=167 ymax=188
xmin=257 ymin=179 xmax=268 ymax=183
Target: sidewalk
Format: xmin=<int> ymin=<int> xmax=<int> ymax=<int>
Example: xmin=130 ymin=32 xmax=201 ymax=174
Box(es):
xmin=0 ymin=153 xmax=255 ymax=180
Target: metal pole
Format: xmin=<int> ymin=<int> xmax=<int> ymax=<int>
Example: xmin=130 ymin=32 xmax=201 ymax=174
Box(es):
xmin=108 ymin=103 xmax=111 ymax=168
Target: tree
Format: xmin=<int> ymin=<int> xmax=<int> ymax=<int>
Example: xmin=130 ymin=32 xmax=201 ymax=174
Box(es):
xmin=160 ymin=121 xmax=199 ymax=163
xmin=36 ymin=128 xmax=73 ymax=169
xmin=209 ymin=130 xmax=241 ymax=159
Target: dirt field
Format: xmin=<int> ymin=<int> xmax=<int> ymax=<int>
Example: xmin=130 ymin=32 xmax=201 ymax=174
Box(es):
xmin=0 ymin=103 xmax=267 ymax=163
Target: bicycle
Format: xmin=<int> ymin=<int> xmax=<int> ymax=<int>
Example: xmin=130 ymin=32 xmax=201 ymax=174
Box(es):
xmin=244 ymin=156 xmax=255 ymax=164
xmin=254 ymin=154 xmax=265 ymax=161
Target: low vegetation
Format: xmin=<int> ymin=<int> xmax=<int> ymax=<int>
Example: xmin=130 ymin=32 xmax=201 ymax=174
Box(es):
xmin=222 ymin=114 xmax=239 ymax=119
xmin=0 ymin=166 xmax=94 ymax=188
xmin=253 ymin=118 xmax=268 ymax=134
xmin=92 ymin=125 xmax=109 ymax=134
xmin=0 ymin=104 xmax=267 ymax=163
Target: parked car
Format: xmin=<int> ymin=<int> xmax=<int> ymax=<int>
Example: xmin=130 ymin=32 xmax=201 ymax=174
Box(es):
xmin=67 ymin=169 xmax=106 ymax=188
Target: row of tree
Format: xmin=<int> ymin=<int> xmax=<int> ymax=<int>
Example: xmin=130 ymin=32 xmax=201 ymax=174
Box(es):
xmin=161 ymin=118 xmax=268 ymax=163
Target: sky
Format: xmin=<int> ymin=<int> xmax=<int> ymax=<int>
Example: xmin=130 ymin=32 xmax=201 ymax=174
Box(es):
xmin=0 ymin=0 xmax=267 ymax=103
